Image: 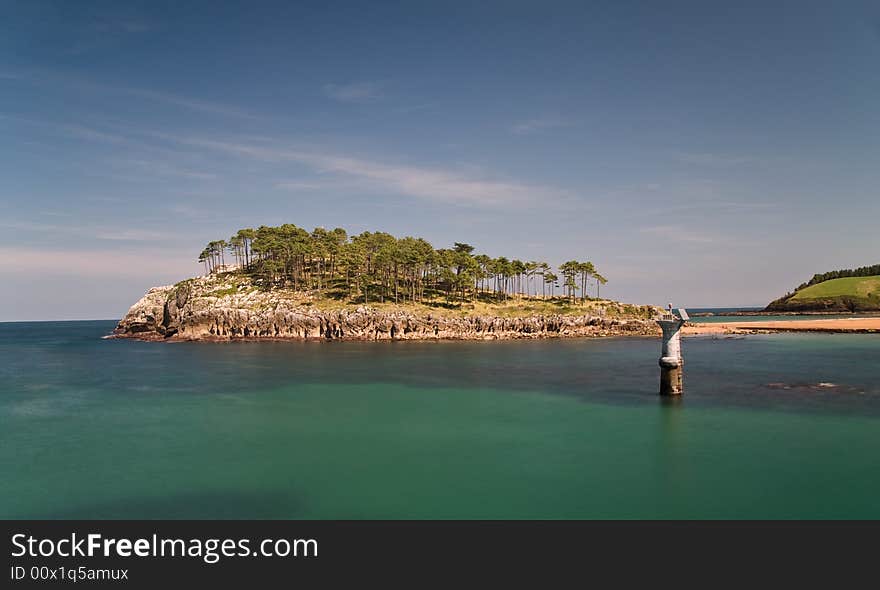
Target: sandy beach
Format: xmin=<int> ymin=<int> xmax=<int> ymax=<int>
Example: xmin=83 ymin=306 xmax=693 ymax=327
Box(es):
xmin=685 ymin=317 xmax=880 ymax=335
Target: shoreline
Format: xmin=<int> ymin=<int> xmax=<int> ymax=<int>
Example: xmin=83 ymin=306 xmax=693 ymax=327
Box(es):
xmin=685 ymin=318 xmax=880 ymax=335
xmin=110 ymin=319 xmax=660 ymax=342
xmin=109 ymin=317 xmax=880 ymax=342
xmin=692 ymin=310 xmax=880 ymax=317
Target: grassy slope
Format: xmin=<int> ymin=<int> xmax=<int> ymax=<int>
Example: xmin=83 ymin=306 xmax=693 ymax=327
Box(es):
xmin=767 ymin=275 xmax=880 ymax=311
xmin=790 ymin=276 xmax=880 ymax=300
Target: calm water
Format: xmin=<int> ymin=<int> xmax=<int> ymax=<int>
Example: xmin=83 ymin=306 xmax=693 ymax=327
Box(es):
xmin=2 ymin=320 xmax=879 ymax=519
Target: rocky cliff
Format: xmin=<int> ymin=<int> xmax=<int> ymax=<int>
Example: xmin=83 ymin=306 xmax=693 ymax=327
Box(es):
xmin=112 ymin=274 xmax=661 ymax=342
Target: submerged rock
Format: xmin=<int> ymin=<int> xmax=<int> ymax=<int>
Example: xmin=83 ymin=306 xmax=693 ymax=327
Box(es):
xmin=765 ymin=382 xmax=868 ymax=395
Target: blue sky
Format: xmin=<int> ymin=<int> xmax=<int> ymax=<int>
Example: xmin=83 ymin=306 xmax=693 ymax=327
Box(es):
xmin=1 ymin=0 xmax=878 ymax=320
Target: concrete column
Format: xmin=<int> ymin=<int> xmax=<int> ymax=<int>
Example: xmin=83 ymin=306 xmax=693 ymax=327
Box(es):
xmin=656 ymin=317 xmax=685 ymax=396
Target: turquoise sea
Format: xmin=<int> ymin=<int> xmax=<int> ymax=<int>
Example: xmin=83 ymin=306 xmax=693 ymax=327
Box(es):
xmin=2 ymin=320 xmax=879 ymax=519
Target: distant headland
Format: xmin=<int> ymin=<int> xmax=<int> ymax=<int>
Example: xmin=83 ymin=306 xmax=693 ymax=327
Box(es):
xmin=113 ymin=224 xmax=660 ymax=342
xmin=765 ymin=264 xmax=880 ymax=312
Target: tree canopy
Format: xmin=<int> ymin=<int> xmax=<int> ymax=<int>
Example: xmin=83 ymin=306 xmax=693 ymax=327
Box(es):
xmin=199 ymin=224 xmax=607 ymax=305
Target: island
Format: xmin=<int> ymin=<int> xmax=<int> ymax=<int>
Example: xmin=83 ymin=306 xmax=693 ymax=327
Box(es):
xmin=765 ymin=264 xmax=880 ymax=312
xmin=113 ymin=224 xmax=660 ymax=342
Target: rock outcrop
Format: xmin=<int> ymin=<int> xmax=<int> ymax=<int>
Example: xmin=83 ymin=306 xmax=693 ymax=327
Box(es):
xmin=113 ymin=274 xmax=661 ymax=342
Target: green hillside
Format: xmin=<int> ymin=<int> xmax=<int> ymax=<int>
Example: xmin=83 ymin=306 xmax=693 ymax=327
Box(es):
xmin=790 ymin=276 xmax=880 ymax=300
xmin=767 ymin=275 xmax=880 ymax=312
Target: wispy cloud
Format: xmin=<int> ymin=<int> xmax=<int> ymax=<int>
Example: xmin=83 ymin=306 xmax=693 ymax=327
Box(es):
xmin=323 ymin=82 xmax=383 ymax=103
xmin=3 ymin=68 xmax=255 ymax=119
xmin=93 ymin=229 xmax=172 ymax=241
xmin=116 ymin=158 xmax=217 ymax=180
xmin=510 ymin=117 xmax=571 ymax=135
xmin=90 ymin=19 xmax=153 ymax=34
xmin=396 ymin=102 xmax=438 ymax=114
xmin=63 ymin=17 xmax=155 ymax=55
xmin=3 ymin=118 xmax=225 ymax=183
xmin=604 ymin=177 xmax=781 ymax=219
xmin=11 ymin=114 xmax=574 ymax=208
xmin=706 ymin=200 xmax=777 ymax=212
xmin=638 ymin=225 xmax=718 ymax=244
xmin=0 ymin=219 xmax=176 ymax=243
xmin=675 ymin=152 xmax=753 ymax=166
xmin=1 ymin=115 xmax=134 ymax=147
xmin=0 ymin=220 xmax=60 ymax=233
xmin=2 ymin=116 xmax=131 ymax=145
xmin=63 ymin=124 xmax=129 ymax=144
xmin=120 ymin=87 xmax=257 ymax=118
xmin=169 ymin=136 xmax=571 ymax=207
xmin=273 ymin=180 xmax=354 ymax=192
xmin=0 ymin=247 xmax=196 ymax=278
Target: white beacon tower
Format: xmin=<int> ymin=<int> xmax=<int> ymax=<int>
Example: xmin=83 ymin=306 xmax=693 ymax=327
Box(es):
xmin=656 ymin=308 xmax=688 ymax=395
